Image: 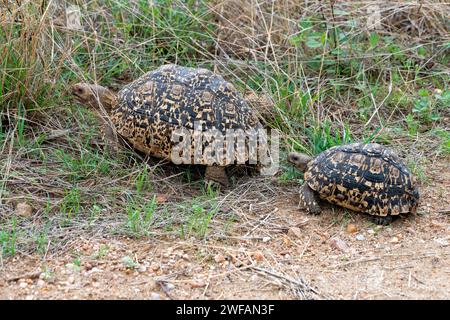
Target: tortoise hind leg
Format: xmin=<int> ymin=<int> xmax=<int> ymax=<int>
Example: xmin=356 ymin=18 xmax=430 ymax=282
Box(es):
xmin=299 ymin=183 xmax=321 ymax=215
xmin=370 ymin=215 xmax=395 ymax=226
xmin=205 ymin=166 xmax=230 ymax=187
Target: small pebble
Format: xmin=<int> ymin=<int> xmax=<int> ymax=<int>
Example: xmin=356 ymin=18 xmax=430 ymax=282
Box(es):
xmin=249 ymin=274 xmax=258 ymax=282
xmin=150 ymin=292 xmax=161 ymax=300
xmin=390 ymin=236 xmax=399 ymax=243
xmin=288 ymin=227 xmax=302 ymax=238
xmin=190 ymin=280 xmax=206 ymax=288
xmin=367 ymin=229 xmax=375 ymax=234
xmin=262 ymin=237 xmax=271 ymax=243
xmin=282 ymin=236 xmax=292 ymax=247
xmin=67 ymin=276 xmax=75 ymax=284
xmin=138 ymin=266 xmax=147 ymax=273
xmin=346 ymin=224 xmax=358 ymax=234
xmin=37 ymin=280 xmax=45 ymax=287
xmin=214 ymin=254 xmax=225 ymax=263
xmin=19 ymin=282 xmax=28 ymax=289
xmin=356 ymin=234 xmax=365 ymax=241
xmin=165 ymin=283 xmax=175 ymax=291
xmin=329 ymin=237 xmax=349 ymax=252
xmin=15 ymin=202 xmax=33 ymax=217
xmin=434 ymin=238 xmax=448 ymax=246
xmin=150 ymin=262 xmax=160 ymax=271
xmin=65 ymin=263 xmax=76 ymax=272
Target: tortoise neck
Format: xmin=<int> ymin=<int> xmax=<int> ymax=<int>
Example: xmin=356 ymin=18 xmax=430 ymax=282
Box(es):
xmin=94 ymin=86 xmax=117 ymax=112
xmin=287 ymin=152 xmax=313 ymax=172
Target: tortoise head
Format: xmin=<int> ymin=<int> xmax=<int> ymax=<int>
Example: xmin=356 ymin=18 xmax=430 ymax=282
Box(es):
xmin=287 ymin=152 xmax=313 ymax=172
xmin=71 ymin=83 xmax=117 ymax=112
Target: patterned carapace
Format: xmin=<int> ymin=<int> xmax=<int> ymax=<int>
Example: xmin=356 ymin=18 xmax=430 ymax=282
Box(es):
xmin=110 ymin=64 xmax=264 ymax=165
xmin=304 ymin=143 xmax=419 ymax=217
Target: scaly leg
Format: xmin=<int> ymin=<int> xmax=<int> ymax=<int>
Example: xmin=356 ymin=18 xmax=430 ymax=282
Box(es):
xmin=102 ymin=120 xmax=122 ymax=156
xmin=205 ymin=166 xmax=230 ymax=187
xmin=299 ymin=183 xmax=321 ymax=215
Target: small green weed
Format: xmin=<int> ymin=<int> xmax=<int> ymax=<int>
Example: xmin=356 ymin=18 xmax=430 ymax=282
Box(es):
xmin=125 ymin=195 xmax=157 ymax=237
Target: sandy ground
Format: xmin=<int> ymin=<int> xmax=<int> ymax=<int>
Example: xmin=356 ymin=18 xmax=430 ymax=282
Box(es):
xmin=0 ymin=160 xmax=449 ymax=300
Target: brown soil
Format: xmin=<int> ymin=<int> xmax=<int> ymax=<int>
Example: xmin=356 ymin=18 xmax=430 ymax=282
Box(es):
xmin=1 ymin=160 xmax=449 ymax=300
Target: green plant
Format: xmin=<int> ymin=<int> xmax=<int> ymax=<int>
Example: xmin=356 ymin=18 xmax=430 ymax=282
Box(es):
xmin=88 ymin=204 xmax=102 ymax=226
xmin=278 ymin=158 xmax=304 ymax=183
xmin=307 ymin=120 xmax=352 ymax=154
xmin=405 ymin=114 xmax=419 ymax=136
xmin=432 ymin=128 xmax=450 ymax=155
xmin=96 ymin=245 xmax=109 ymax=259
xmin=35 ymin=226 xmax=49 ymax=255
xmin=60 ymin=187 xmax=81 ymax=219
xmin=121 ymin=255 xmax=138 ymax=269
xmin=183 ymin=202 xmax=217 ymax=238
xmin=56 ymin=148 xmax=111 ymax=182
xmin=73 ymin=257 xmax=82 ymax=267
xmin=125 ymin=195 xmax=157 ymax=237
xmin=15 ymin=104 xmax=26 ymax=147
xmin=407 ymin=160 xmax=427 ymax=183
xmin=412 ymin=89 xmax=439 ymax=123
xmin=0 ymin=218 xmax=17 ymax=256
xmin=134 ymin=166 xmax=151 ymax=194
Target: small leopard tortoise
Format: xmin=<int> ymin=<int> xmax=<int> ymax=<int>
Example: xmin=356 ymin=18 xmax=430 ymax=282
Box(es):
xmin=287 ymin=143 xmax=420 ymax=225
xmin=72 ymin=64 xmax=272 ymax=186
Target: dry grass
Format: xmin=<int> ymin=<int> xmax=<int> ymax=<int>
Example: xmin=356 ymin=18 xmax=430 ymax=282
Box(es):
xmin=0 ymin=0 xmax=449 ymax=281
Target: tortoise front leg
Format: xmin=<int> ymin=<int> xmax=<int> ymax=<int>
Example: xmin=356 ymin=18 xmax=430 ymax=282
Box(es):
xmin=205 ymin=166 xmax=230 ymax=187
xmin=299 ymin=183 xmax=321 ymax=215
xmin=101 ymin=119 xmax=122 ymax=156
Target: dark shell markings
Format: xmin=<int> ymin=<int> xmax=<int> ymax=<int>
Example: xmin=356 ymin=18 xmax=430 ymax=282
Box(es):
xmin=110 ymin=64 xmax=264 ymax=165
xmin=303 ymin=143 xmax=420 ymax=218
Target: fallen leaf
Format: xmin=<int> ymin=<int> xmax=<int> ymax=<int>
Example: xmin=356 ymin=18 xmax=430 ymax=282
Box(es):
xmin=346 ymin=224 xmax=358 ymax=234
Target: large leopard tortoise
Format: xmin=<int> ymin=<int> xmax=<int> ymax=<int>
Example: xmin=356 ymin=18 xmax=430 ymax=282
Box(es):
xmin=72 ymin=64 xmax=272 ymax=186
xmin=287 ymin=143 xmax=420 ymax=225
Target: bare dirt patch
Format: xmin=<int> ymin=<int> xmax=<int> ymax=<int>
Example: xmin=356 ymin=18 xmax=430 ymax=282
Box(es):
xmin=1 ymin=160 xmax=449 ymax=300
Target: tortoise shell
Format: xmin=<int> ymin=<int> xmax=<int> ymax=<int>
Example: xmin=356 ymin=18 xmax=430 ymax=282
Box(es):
xmin=110 ymin=64 xmax=262 ymax=165
xmin=304 ymin=143 xmax=420 ymax=217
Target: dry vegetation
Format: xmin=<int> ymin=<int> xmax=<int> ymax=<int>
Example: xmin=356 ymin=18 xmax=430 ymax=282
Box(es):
xmin=0 ymin=0 xmax=449 ymax=300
